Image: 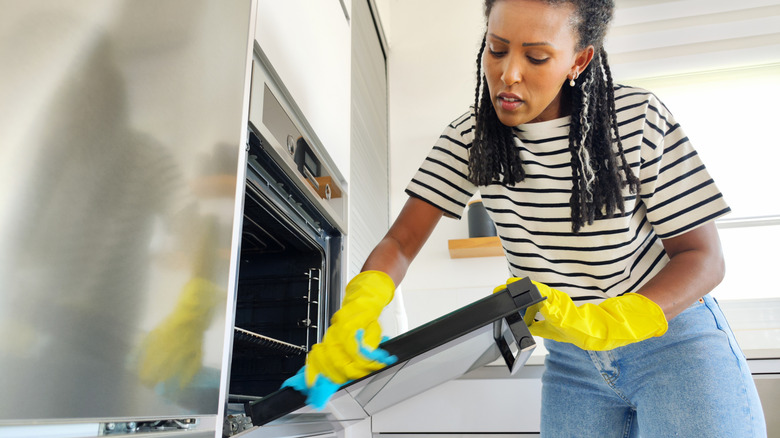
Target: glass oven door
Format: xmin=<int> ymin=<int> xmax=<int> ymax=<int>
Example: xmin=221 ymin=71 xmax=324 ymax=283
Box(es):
xmin=244 ymin=278 xmax=544 ymax=437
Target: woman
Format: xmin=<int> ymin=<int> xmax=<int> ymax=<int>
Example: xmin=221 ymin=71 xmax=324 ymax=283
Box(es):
xmin=300 ymin=0 xmax=766 ymax=435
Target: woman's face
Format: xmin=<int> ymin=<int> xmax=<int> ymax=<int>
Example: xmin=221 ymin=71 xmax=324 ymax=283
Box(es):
xmin=484 ymin=0 xmax=592 ymax=125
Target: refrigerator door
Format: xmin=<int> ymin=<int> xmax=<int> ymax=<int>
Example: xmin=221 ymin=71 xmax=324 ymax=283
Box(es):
xmin=245 ymin=278 xmax=543 ymax=437
xmin=0 ymin=0 xmax=254 ymax=423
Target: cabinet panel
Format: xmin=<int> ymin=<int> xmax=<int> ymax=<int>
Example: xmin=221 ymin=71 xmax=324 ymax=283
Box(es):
xmin=372 ymin=367 xmax=543 ymax=433
xmin=754 ymin=375 xmax=780 ymax=436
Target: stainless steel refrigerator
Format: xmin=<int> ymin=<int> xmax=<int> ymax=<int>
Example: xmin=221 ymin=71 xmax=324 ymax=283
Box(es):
xmin=0 ymin=0 xmax=256 ymax=435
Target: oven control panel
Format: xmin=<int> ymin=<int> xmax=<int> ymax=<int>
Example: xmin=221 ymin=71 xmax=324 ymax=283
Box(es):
xmin=248 ymin=53 xmax=347 ymax=234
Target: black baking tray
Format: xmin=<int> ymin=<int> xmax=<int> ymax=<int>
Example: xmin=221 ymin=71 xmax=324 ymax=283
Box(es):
xmin=246 ymin=277 xmax=544 ymax=427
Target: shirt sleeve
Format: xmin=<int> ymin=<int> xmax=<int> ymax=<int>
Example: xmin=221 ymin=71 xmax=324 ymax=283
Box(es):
xmin=405 ymin=110 xmax=478 ymax=219
xmin=638 ymin=93 xmax=731 ymax=239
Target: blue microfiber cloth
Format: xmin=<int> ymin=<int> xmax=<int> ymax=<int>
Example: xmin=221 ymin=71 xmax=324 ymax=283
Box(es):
xmin=281 ymin=366 xmax=341 ymax=410
xmin=282 ymin=330 xmax=397 ymax=410
xmin=356 ymin=329 xmax=397 ymax=364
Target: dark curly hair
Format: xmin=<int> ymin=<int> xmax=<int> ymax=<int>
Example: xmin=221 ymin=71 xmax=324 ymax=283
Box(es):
xmin=470 ymin=0 xmax=640 ymax=232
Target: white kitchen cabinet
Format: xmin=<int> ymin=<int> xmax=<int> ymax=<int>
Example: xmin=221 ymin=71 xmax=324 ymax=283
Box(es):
xmin=255 ymin=0 xmax=351 ymax=182
xmin=375 ymin=435 xmax=537 ymax=438
xmin=372 ymin=364 xmax=544 ymax=434
xmin=342 ymin=418 xmax=372 ymax=438
xmin=372 ymin=359 xmax=780 ymax=436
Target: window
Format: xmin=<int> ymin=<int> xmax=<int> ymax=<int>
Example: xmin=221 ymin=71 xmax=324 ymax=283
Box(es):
xmin=629 ymin=64 xmax=780 ymax=354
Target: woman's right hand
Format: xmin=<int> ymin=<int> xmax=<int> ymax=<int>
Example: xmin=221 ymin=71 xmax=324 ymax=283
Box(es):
xmin=292 ymin=197 xmax=443 ymax=408
xmin=303 ymin=270 xmax=398 ymax=388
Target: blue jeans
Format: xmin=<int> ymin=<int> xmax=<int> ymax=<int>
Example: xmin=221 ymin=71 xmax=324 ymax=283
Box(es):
xmin=540 ymin=294 xmax=766 ymax=437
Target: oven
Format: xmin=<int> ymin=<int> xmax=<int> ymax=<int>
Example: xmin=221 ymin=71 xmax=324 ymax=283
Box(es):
xmin=222 ymin=51 xmax=349 ymax=435
xmin=228 ymin=129 xmax=343 ymax=400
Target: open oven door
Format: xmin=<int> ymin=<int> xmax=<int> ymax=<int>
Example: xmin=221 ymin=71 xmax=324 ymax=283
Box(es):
xmin=240 ymin=277 xmax=544 ymax=438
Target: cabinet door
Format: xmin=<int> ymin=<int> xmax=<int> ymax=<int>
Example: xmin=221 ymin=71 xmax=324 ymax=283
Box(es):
xmin=372 ymin=371 xmax=543 ymax=434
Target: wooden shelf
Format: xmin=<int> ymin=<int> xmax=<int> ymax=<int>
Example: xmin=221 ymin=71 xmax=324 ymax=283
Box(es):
xmin=448 ymin=236 xmax=503 ymax=259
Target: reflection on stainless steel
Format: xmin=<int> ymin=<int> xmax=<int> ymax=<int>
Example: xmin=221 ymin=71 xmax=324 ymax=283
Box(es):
xmin=0 ymin=0 xmax=254 ymax=423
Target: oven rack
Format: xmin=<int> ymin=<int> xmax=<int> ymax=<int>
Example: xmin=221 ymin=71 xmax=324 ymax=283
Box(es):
xmin=240 ymin=272 xmax=319 ymax=282
xmin=233 ymin=327 xmax=307 ymax=355
xmin=235 ymin=296 xmax=317 ymax=307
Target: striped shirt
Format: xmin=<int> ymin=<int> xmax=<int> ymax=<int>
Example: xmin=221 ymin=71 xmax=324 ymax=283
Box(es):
xmin=406 ymin=85 xmax=730 ymax=303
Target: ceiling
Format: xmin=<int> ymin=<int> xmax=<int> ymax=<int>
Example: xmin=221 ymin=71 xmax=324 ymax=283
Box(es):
xmin=373 ymin=0 xmax=780 ymax=80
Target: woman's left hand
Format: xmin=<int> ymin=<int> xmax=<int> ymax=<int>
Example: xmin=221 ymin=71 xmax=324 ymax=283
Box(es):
xmin=496 ymin=278 xmax=668 ymax=351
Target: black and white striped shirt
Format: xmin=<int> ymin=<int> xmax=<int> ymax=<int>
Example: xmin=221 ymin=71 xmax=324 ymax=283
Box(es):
xmin=406 ymin=85 xmax=730 ymax=303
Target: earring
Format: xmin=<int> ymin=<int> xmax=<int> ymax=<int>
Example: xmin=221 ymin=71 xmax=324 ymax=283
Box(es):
xmin=569 ymin=70 xmax=579 ymax=87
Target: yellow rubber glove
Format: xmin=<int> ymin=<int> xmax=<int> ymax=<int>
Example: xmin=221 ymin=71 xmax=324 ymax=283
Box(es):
xmin=304 ymin=270 xmax=395 ymax=387
xmin=137 ymin=277 xmax=222 ymax=388
xmin=495 ymin=278 xmax=668 ymax=351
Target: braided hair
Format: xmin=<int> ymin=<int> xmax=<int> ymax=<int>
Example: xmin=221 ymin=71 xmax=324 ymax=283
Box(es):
xmin=471 ymin=0 xmax=640 ymax=232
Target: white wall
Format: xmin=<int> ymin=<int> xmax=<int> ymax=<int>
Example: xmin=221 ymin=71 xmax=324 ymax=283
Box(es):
xmin=384 ymin=1 xmax=510 ymax=328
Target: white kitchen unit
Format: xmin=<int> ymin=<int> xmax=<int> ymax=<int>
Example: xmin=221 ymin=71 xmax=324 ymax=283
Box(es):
xmin=372 ymin=361 xmax=544 ymax=435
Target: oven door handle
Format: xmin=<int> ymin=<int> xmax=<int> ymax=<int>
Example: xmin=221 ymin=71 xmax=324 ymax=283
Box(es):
xmin=493 ymin=311 xmax=536 ymax=375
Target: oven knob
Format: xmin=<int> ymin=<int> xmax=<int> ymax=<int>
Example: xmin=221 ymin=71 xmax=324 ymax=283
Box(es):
xmin=286 ymin=135 xmax=295 ymax=155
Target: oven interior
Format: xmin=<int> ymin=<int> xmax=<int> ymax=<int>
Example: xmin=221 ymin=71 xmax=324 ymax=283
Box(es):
xmin=228 ymin=130 xmax=337 ymax=401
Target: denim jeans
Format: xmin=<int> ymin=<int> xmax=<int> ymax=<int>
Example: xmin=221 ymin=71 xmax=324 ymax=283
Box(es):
xmin=540 ymin=294 xmax=766 ymax=437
